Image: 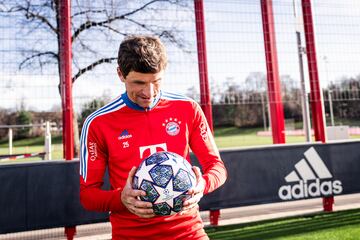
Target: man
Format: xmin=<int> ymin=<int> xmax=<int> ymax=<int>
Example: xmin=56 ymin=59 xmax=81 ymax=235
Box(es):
xmin=80 ymin=35 xmax=227 ymax=239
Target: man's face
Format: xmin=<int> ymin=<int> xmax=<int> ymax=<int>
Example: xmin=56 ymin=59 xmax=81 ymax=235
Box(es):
xmin=118 ymin=69 xmax=164 ymax=108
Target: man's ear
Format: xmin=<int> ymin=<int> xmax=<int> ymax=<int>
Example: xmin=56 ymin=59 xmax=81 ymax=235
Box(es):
xmin=117 ymin=67 xmax=126 ymax=82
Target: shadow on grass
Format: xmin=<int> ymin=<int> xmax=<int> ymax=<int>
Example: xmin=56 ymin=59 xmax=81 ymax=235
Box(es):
xmin=206 ymin=209 xmax=360 ymax=240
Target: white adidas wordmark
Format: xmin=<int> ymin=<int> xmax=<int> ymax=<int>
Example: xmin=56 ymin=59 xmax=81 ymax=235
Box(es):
xmin=278 ymin=147 xmax=343 ymax=200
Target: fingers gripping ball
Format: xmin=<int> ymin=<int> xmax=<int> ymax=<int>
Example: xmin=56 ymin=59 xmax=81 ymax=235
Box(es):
xmin=132 ymin=151 xmax=196 ymax=216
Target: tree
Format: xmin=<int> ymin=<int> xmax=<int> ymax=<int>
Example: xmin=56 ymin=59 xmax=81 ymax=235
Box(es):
xmin=185 ymin=86 xmax=199 ymax=102
xmin=244 ymin=72 xmax=266 ymax=92
xmin=78 ymin=98 xmax=106 ymax=131
xmin=0 ymin=0 xmax=191 ymax=157
xmin=0 ymin=0 xmax=190 ymax=82
xmin=280 ymin=75 xmax=302 ymax=121
xmin=15 ymin=110 xmax=32 ymax=139
xmin=324 ymin=75 xmax=360 ymax=123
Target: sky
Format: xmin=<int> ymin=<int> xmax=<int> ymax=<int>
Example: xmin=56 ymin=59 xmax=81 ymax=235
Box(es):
xmin=0 ymin=0 xmax=359 ymax=111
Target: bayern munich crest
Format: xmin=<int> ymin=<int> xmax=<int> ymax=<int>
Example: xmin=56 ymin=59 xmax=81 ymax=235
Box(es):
xmin=162 ymin=118 xmax=181 ymax=136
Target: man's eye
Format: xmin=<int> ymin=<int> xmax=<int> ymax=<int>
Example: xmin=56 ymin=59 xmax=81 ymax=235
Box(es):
xmin=134 ymin=81 xmax=145 ymax=85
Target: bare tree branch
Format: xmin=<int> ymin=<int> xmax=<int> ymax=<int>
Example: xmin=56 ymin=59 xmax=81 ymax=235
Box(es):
xmin=3 ymin=0 xmax=191 ymax=81
xmin=77 ymin=38 xmax=98 ymax=55
xmin=0 ymin=2 xmax=6 ymax=11
xmin=1 ymin=1 xmax=58 ymax=34
xmin=23 ymin=9 xmax=57 ymax=34
xmin=124 ymin=17 xmax=190 ymax=52
xmin=72 ymin=0 xmax=167 ymax=42
xmin=72 ymin=9 xmax=107 ymax=18
xmin=72 ymin=57 xmax=117 ymax=83
xmin=19 ymin=51 xmax=58 ymax=70
xmin=102 ymin=24 xmax=127 ymax=36
xmin=159 ymin=30 xmax=189 ymax=52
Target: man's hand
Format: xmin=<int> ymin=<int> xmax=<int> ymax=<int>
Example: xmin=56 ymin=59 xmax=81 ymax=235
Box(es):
xmin=181 ymin=166 xmax=205 ymax=215
xmin=121 ymin=166 xmax=155 ymax=218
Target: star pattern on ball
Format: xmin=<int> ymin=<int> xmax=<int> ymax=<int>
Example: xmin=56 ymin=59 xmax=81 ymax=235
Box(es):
xmin=133 ymin=151 xmax=196 ymax=216
xmin=169 ymin=160 xmax=183 ymax=177
xmin=153 ymin=178 xmax=184 ymax=209
xmin=136 ymin=161 xmax=156 ymax=188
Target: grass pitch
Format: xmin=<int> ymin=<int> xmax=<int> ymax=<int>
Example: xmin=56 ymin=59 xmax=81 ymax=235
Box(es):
xmin=205 ymin=208 xmax=360 ymax=240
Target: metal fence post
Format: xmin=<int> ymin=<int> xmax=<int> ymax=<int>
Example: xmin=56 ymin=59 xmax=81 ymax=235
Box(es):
xmin=44 ymin=121 xmax=52 ymax=160
xmin=8 ymin=128 xmax=13 ymax=155
xmin=194 ymin=0 xmax=219 ymax=226
xmin=260 ymin=0 xmax=286 ymax=144
xmin=59 ymin=0 xmax=76 ymax=238
xmin=301 ymin=0 xmax=333 ymax=212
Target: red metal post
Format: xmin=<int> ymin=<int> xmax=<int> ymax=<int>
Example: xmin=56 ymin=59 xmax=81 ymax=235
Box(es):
xmin=301 ymin=0 xmax=332 ymax=212
xmin=194 ymin=0 xmax=218 ymax=225
xmin=194 ymin=0 xmax=213 ymax=132
xmin=301 ymin=0 xmax=326 ymax=143
xmin=64 ymin=226 xmax=76 ymax=240
xmin=59 ymin=0 xmax=74 ymax=161
xmin=59 ymin=0 xmax=76 ymax=238
xmin=209 ymin=209 xmax=220 ymax=226
xmin=260 ymin=0 xmax=286 ymax=144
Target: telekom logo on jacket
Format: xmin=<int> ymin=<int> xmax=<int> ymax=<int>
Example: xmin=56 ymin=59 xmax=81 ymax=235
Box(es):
xmin=139 ymin=143 xmax=167 ymax=159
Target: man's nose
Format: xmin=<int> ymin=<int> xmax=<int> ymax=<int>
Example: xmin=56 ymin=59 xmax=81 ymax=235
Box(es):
xmin=143 ymin=83 xmax=154 ymax=97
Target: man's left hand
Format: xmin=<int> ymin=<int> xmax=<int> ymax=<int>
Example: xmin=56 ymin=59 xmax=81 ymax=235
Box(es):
xmin=180 ymin=166 xmax=205 ymax=215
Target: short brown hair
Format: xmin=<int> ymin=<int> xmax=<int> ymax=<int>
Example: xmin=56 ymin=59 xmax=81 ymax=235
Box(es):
xmin=117 ymin=35 xmax=167 ymax=78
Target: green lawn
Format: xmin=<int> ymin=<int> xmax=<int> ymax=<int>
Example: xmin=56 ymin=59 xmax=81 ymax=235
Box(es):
xmin=214 ymin=127 xmax=307 ymax=149
xmin=0 ymin=135 xmax=63 ymax=162
xmin=215 ymin=127 xmax=300 ymax=149
xmin=214 ymin=126 xmax=360 ymax=149
xmin=206 ymin=208 xmax=360 ymax=240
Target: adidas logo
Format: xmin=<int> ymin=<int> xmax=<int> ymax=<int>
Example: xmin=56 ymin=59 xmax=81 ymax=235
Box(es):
xmin=278 ymin=147 xmax=343 ymax=200
xmin=118 ymin=129 xmax=132 ymax=140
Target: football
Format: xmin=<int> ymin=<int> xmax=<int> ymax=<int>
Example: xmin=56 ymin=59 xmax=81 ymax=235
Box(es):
xmin=132 ymin=151 xmax=197 ymax=216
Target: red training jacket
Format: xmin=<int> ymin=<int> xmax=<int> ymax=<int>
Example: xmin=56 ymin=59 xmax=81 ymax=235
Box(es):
xmin=79 ymin=91 xmax=227 ymax=240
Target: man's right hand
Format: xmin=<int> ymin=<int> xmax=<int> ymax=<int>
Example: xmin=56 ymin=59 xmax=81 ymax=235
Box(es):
xmin=121 ymin=166 xmax=155 ymax=218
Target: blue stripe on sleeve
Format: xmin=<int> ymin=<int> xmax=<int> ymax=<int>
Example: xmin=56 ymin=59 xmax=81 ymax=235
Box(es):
xmin=80 ymin=96 xmax=125 ymax=181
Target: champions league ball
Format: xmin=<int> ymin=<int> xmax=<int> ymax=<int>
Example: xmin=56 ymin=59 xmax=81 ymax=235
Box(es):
xmin=132 ymin=151 xmax=196 ymax=216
